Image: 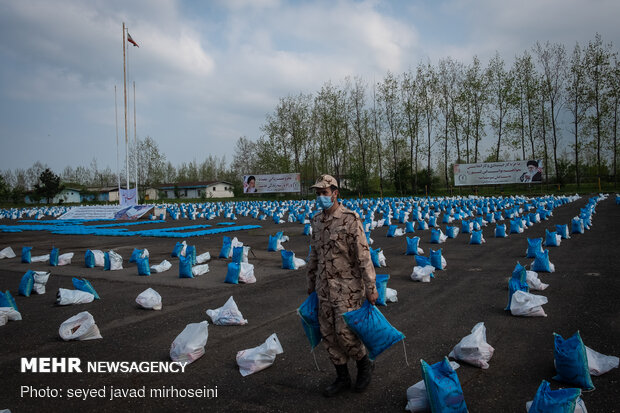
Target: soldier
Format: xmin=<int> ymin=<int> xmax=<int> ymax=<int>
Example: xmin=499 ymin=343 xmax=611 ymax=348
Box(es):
xmin=306 ymin=174 xmax=378 ymax=397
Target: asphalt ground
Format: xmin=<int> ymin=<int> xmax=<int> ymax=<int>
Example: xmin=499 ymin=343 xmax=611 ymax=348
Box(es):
xmin=0 ymin=195 xmax=618 ymax=413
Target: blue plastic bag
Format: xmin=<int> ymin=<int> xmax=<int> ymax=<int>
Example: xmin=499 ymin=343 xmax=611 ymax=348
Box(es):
xmin=370 ymin=248 xmax=381 ymax=268
xmin=84 ymin=249 xmax=95 ymax=268
xmin=232 ymin=246 xmax=244 ymax=264
xmin=0 ymin=290 xmax=18 ymax=311
xmin=72 ymin=277 xmax=100 ymax=299
xmin=526 ymin=238 xmax=543 ymax=258
xmin=470 ymin=230 xmax=483 ymax=245
xmin=104 ymin=252 xmax=111 ymax=271
xmin=405 ymin=221 xmax=415 ymax=233
xmin=405 ymin=237 xmax=420 ymax=255
xmin=298 ymin=292 xmax=322 ymax=349
xmin=219 ymin=236 xmax=232 ymax=258
xmin=461 ymin=220 xmax=471 ymax=234
xmin=49 ymin=247 xmax=59 ymax=266
xmin=281 ymin=250 xmax=295 ymax=269
xmin=342 ymin=300 xmax=405 ymax=360
xmin=267 ymin=235 xmax=279 ymax=252
xmin=21 ymin=246 xmax=32 ymax=263
xmin=375 ymin=274 xmax=390 ymax=306
xmin=421 ymin=357 xmax=467 ymax=413
xmin=510 ymin=219 xmax=521 ymax=234
xmin=415 ymin=255 xmax=430 ymax=267
xmin=129 ymin=248 xmax=143 ymax=263
xmin=186 ymin=245 xmax=196 ymax=265
xmin=303 ymin=223 xmax=311 ymax=235
xmin=556 ymin=224 xmax=570 ymax=239
xmin=506 ymin=262 xmax=529 ymax=310
xmin=416 ymin=219 xmax=426 ymax=230
xmin=171 ymin=241 xmax=185 ymax=257
xmin=495 ymin=223 xmax=506 ymax=238
xmin=531 ymin=250 xmax=552 ymax=272
xmin=179 ymin=255 xmax=193 ymax=278
xmin=528 ymin=380 xmax=581 ymax=413
xmin=545 ymin=230 xmax=559 ymax=247
xmin=428 ymin=216 xmax=436 ymax=227
xmin=387 ymin=225 xmax=397 ymax=237
xmin=553 ymin=332 xmax=595 ymax=390
xmin=430 ymin=249 xmax=443 ymax=270
xmin=18 ymin=270 xmax=35 ymax=297
xmin=446 ymin=226 xmax=458 ymax=239
xmin=430 ymin=228 xmax=441 ymax=244
xmin=137 ymin=256 xmax=151 ymax=276
xmin=225 ymin=262 xmax=240 ymax=284
xmin=571 ymin=218 xmax=584 ymax=234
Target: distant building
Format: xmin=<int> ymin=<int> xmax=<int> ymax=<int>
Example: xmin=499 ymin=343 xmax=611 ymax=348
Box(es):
xmin=25 ymin=187 xmax=82 ymax=204
xmin=158 ymin=181 xmax=234 ymax=199
xmin=81 ymin=186 xmax=120 ymax=203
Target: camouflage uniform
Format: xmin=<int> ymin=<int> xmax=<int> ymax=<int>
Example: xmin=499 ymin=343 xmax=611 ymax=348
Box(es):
xmin=307 ymin=202 xmax=377 ymax=365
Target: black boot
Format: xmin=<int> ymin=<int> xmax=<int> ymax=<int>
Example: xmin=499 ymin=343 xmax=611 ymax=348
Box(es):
xmin=354 ymin=355 xmax=374 ymax=392
xmin=323 ymin=363 xmax=351 ymax=397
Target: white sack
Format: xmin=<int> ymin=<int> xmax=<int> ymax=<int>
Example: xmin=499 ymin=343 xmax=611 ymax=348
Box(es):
xmin=170 ymin=321 xmax=209 ymax=364
xmin=91 ymin=250 xmax=105 ymax=267
xmin=385 ymin=287 xmax=398 ymax=303
xmin=0 ymin=313 xmax=6 ymax=326
xmin=411 ymin=265 xmax=435 ymax=283
xmin=586 ymin=345 xmax=619 ymax=376
xmin=56 ymin=288 xmax=95 ymax=305
xmin=196 ymin=251 xmax=211 ymax=264
xmin=150 ymin=259 xmax=172 ymax=273
xmin=192 ymin=263 xmax=210 ymax=276
xmin=57 ymin=252 xmax=74 ymax=266
xmin=378 ymin=250 xmax=387 ymax=267
xmin=510 ymin=290 xmax=548 ymax=317
xmin=136 ymin=288 xmax=162 ymax=310
xmin=0 ymin=246 xmax=16 ymax=259
xmin=109 ymin=250 xmax=123 ymax=270
xmin=206 ymin=296 xmax=248 ymax=326
xmin=238 ymin=263 xmax=256 ymax=284
xmin=229 ymin=237 xmax=243 ymax=257
xmin=526 ymin=270 xmax=549 ymax=291
xmin=236 ymin=333 xmax=284 ymax=377
xmin=405 ymin=361 xmax=460 ymax=412
xmin=59 ymin=311 xmax=102 ymax=341
xmin=31 ymin=254 xmax=50 ymax=263
xmin=293 ymin=257 xmax=306 ymax=270
xmin=394 ymin=228 xmax=406 ymax=237
xmin=448 ymin=322 xmax=495 ymax=369
xmin=0 ymin=306 xmax=22 ymax=321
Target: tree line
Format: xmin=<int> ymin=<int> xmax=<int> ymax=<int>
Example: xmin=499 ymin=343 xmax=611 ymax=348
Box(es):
xmin=232 ymin=34 xmax=619 ymax=195
xmin=1 ymin=34 xmax=618 ymax=203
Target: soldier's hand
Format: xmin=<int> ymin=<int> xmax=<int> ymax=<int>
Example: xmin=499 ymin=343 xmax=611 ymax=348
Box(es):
xmin=367 ymin=289 xmax=378 ymax=305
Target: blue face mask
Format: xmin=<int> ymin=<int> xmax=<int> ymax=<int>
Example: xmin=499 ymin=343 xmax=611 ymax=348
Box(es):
xmin=316 ymin=195 xmax=334 ymax=210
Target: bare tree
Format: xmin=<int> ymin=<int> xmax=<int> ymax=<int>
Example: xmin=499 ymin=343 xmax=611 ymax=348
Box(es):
xmin=535 ymin=41 xmax=567 ymax=182
xmin=566 ymin=42 xmax=589 ymax=186
xmin=487 ymin=51 xmax=515 ymax=161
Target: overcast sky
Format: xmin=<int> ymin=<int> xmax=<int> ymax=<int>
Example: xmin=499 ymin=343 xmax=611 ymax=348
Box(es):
xmin=0 ymin=0 xmax=618 ymax=174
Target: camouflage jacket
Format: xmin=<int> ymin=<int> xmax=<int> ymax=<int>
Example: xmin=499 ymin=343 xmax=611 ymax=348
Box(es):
xmin=307 ymin=203 xmax=377 ymax=307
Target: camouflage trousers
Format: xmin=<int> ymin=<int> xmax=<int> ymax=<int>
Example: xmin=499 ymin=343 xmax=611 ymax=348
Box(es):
xmin=318 ymin=298 xmax=367 ymax=365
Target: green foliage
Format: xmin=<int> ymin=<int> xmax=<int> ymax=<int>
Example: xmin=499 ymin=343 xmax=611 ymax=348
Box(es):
xmin=34 ymin=168 xmax=62 ymax=203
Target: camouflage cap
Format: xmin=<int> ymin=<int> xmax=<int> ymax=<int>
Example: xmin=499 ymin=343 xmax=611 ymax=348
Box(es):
xmin=310 ymin=174 xmax=339 ymax=189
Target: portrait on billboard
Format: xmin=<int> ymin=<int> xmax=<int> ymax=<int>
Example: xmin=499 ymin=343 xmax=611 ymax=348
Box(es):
xmin=520 ymin=160 xmax=543 ymax=183
xmin=243 ymin=175 xmax=257 ymax=193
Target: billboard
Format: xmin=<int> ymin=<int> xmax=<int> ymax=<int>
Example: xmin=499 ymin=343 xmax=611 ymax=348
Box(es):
xmin=453 ymin=160 xmax=543 ymax=186
xmin=243 ymin=173 xmax=301 ymax=193
xmin=58 ymin=205 xmax=153 ymax=220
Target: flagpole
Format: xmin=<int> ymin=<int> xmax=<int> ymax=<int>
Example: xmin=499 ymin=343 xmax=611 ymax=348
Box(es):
xmin=122 ymin=22 xmax=129 ymax=196
xmin=115 ymin=85 xmax=120 ymax=201
xmin=133 ymin=80 xmax=138 ymax=201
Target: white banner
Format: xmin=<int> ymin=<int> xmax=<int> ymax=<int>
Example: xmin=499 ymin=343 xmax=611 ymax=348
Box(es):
xmin=58 ymin=205 xmax=153 ymax=220
xmin=453 ymin=160 xmax=543 ymax=186
xmin=243 ymin=173 xmax=301 ymax=193
xmin=120 ymin=188 xmax=138 ymax=206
